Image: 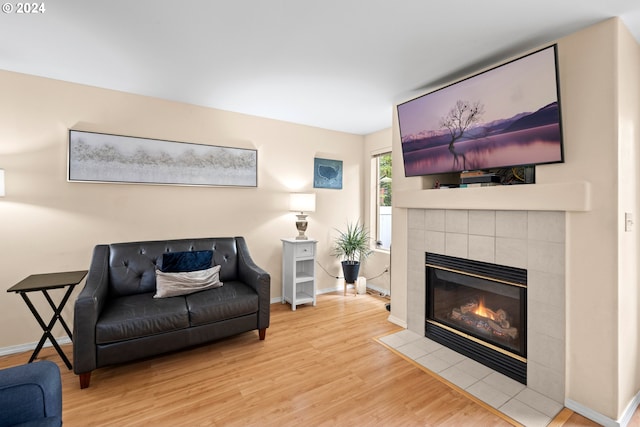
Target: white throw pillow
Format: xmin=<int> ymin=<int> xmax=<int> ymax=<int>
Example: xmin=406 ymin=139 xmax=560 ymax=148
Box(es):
xmin=154 ymin=265 xmax=223 ymax=298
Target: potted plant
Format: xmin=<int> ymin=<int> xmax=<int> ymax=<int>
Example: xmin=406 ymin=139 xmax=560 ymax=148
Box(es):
xmin=332 ymin=221 xmax=372 ymax=283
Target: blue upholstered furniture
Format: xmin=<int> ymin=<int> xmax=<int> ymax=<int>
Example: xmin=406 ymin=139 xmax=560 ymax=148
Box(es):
xmin=0 ymin=361 xmax=62 ymax=427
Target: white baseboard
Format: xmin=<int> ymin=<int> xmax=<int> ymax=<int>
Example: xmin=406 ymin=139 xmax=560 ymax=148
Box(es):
xmin=270 ymin=285 xmax=389 ymax=305
xmin=270 ymin=287 xmax=343 ymax=305
xmin=315 ymin=285 xmax=391 ymax=296
xmin=366 ymin=283 xmax=390 ymax=297
xmin=566 ymin=392 xmax=640 ymax=427
xmin=317 ymin=286 xmax=342 ymax=295
xmin=619 ymin=392 xmax=640 ymax=427
xmin=0 ymin=337 xmax=72 ymax=357
xmin=387 ymin=315 xmax=407 ymax=328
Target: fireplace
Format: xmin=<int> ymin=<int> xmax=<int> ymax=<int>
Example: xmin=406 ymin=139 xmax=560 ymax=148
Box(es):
xmin=425 ymin=253 xmax=527 ymax=384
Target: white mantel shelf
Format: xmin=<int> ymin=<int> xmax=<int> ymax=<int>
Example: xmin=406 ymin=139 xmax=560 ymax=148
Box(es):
xmin=395 ymin=181 xmax=591 ymax=212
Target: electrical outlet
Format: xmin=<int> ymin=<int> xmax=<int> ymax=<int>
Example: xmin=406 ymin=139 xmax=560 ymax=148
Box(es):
xmin=625 ymin=212 xmax=634 ymax=232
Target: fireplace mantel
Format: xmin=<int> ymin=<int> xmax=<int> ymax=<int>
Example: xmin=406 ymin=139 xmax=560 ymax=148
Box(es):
xmin=395 ymin=181 xmax=590 ymax=212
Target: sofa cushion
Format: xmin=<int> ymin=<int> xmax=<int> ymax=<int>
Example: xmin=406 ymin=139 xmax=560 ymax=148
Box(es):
xmin=96 ymin=293 xmax=189 ymax=344
xmin=108 ymin=239 xmax=230 ymax=297
xmin=154 ymin=265 xmax=223 ymax=298
xmin=160 ymin=250 xmax=213 ymax=273
xmin=186 ymin=281 xmax=259 ymax=327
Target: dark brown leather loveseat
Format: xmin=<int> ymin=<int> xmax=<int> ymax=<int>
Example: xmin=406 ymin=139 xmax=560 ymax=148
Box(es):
xmin=73 ymin=237 xmax=270 ymax=389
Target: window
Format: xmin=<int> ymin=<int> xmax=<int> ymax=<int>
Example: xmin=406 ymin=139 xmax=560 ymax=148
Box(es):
xmin=374 ymin=152 xmax=392 ymax=250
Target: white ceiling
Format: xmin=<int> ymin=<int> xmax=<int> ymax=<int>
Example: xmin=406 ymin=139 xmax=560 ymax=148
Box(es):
xmin=1 ymin=1 xmax=639 ymax=135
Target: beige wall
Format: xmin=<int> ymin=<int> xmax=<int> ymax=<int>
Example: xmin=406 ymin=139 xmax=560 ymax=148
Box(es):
xmin=560 ymin=19 xmax=640 ymax=420
xmin=0 ymin=70 xmax=365 ymax=349
xmin=390 ymin=18 xmax=640 ymax=421
xmin=616 ymin=19 xmax=640 ymax=418
xmin=559 ymin=19 xmax=620 ymax=418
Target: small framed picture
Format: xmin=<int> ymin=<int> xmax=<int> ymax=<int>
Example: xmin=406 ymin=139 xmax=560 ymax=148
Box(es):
xmin=313 ymin=158 xmax=342 ymax=189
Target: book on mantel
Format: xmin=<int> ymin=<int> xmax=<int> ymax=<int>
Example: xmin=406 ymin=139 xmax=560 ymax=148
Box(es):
xmin=460 ymin=174 xmax=501 ymax=184
xmin=460 ymin=182 xmax=501 ymax=188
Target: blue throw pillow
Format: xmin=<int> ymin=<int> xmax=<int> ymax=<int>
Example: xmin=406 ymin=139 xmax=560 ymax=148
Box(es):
xmin=161 ymin=250 xmax=213 ymax=273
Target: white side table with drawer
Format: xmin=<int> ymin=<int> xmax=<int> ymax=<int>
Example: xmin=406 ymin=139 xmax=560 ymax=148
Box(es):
xmin=281 ymin=238 xmax=317 ymax=311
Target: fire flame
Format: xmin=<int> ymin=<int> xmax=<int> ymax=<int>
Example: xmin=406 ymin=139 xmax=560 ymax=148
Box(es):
xmin=474 ymin=298 xmax=496 ymax=320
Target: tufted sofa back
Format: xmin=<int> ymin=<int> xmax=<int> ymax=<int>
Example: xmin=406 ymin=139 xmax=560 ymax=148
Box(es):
xmin=107 ymin=238 xmax=239 ymax=297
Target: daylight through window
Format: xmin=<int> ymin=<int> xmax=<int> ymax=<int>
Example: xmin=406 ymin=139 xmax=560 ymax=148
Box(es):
xmin=375 ymin=152 xmax=392 ymax=250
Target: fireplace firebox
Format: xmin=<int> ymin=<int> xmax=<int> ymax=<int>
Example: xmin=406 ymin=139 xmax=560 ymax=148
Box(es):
xmin=425 ymin=253 xmax=527 ymax=384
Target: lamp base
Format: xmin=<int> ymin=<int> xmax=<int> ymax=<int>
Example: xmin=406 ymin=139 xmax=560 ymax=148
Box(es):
xmin=295 ymin=214 xmax=308 ymax=240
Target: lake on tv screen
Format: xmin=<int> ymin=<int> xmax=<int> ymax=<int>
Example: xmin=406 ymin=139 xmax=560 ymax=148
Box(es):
xmin=402 ymin=123 xmax=562 ymax=176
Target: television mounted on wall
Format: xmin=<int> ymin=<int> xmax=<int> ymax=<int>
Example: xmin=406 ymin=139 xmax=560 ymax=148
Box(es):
xmin=397 ymin=45 xmax=564 ymax=177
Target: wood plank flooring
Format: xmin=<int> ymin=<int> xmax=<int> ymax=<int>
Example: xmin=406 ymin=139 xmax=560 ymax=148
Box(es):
xmin=0 ymin=292 xmax=624 ymax=426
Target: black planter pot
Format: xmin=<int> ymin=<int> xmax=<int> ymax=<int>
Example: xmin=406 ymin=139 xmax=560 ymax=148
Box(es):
xmin=341 ymin=261 xmax=360 ymax=283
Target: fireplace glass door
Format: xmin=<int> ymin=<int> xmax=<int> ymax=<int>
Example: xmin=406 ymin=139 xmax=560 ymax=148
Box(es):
xmin=425 ymin=253 xmax=528 ymax=383
xmin=427 ymin=267 xmax=526 ymax=357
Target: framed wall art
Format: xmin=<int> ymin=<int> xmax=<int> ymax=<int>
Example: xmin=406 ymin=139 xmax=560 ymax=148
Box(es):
xmin=68 ymin=130 xmax=257 ymax=187
xmin=313 ymin=157 xmax=342 ymax=189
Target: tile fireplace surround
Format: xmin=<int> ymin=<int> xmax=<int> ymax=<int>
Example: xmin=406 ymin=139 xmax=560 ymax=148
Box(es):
xmin=404 ymin=208 xmax=566 ymax=423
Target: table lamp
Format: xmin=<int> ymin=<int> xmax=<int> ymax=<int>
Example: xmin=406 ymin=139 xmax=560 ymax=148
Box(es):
xmin=289 ymin=193 xmax=316 ymax=240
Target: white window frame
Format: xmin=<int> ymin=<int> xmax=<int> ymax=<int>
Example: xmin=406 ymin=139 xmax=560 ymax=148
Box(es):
xmin=372 ymin=151 xmax=392 ymax=251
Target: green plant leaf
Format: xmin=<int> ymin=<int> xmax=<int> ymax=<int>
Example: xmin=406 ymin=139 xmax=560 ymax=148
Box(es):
xmin=332 ymin=221 xmax=372 ymax=263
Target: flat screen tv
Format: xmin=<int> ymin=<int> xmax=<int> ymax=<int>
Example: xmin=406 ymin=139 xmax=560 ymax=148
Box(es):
xmin=398 ymin=45 xmax=564 ymax=177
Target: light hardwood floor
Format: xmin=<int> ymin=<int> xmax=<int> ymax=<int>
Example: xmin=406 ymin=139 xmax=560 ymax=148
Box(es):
xmin=0 ymin=292 xmax=627 ymax=426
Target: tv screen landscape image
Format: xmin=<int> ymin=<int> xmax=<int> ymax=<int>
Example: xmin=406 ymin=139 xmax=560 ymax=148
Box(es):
xmin=398 ymin=45 xmax=564 ymax=177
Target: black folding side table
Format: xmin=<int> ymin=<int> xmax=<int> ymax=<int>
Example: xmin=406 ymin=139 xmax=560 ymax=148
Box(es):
xmin=7 ymin=270 xmax=88 ymax=369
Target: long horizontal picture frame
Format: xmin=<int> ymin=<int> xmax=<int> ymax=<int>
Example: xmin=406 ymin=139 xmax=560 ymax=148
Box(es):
xmin=68 ymin=130 xmax=257 ymax=187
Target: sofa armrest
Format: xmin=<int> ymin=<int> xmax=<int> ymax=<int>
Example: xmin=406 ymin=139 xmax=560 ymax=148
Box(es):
xmin=0 ymin=361 xmax=62 ymax=427
xmin=73 ymin=244 xmax=110 ymax=376
xmin=235 ymin=237 xmax=270 ymax=330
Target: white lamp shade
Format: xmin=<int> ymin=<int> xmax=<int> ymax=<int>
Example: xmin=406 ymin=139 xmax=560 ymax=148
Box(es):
xmin=0 ymin=169 xmax=4 ymax=197
xmin=289 ymin=193 xmax=316 ymax=213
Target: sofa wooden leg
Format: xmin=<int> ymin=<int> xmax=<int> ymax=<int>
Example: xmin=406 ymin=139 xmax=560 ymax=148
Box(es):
xmin=259 ymin=328 xmax=266 ymax=340
xmin=79 ymin=372 xmax=91 ymax=389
